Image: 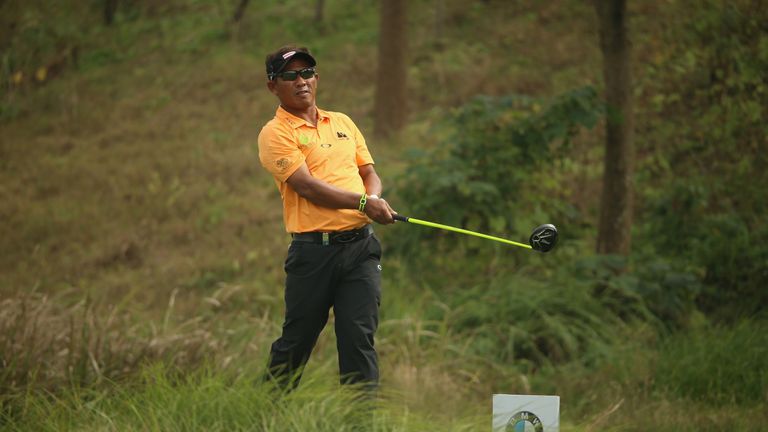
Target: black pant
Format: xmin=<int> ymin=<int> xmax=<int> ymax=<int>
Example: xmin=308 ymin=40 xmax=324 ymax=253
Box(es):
xmin=266 ymin=234 xmax=382 ymax=391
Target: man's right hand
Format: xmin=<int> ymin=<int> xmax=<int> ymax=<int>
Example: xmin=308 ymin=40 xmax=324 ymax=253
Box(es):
xmin=364 ymin=197 xmax=396 ymax=225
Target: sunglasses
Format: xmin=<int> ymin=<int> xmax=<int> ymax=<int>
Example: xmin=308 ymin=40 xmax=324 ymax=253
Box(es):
xmin=273 ymin=67 xmax=316 ymax=81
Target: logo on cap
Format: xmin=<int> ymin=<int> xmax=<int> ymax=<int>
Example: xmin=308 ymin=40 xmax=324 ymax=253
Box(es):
xmin=282 ymin=51 xmax=296 ymax=59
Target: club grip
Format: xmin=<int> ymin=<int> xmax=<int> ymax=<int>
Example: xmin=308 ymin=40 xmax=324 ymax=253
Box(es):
xmin=393 ymin=214 xmax=409 ymax=222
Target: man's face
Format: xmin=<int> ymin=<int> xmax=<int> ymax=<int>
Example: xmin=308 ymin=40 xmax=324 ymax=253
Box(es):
xmin=267 ymin=58 xmax=318 ymax=112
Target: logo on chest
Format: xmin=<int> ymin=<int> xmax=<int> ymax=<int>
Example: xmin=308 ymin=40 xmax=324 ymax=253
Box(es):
xmin=336 ymin=131 xmax=350 ymax=139
xmin=298 ymin=134 xmax=312 ymax=148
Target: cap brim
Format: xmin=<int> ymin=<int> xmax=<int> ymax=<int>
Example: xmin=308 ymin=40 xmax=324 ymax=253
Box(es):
xmin=274 ymin=51 xmax=316 ymax=75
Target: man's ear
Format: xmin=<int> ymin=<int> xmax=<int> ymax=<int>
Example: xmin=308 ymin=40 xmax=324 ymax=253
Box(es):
xmin=267 ymin=79 xmax=277 ymax=95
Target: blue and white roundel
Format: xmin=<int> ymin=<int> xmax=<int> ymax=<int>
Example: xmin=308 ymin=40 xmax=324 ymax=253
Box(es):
xmin=506 ymin=411 xmax=544 ymax=432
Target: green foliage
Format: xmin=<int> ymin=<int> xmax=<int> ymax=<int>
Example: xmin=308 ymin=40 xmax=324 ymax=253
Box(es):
xmin=694 ymin=217 xmax=768 ymax=316
xmin=656 ymin=320 xmax=768 ymax=405
xmin=0 ymin=99 xmax=20 ymax=122
xmin=431 ymin=259 xmax=652 ymax=369
xmin=640 ymin=179 xmax=768 ymax=318
xmin=421 ymin=253 xmax=707 ymax=373
xmin=0 ymin=1 xmax=90 ymax=83
xmin=573 ymin=255 xmax=703 ymax=330
xmin=635 ymin=0 xmax=768 ymax=319
xmin=530 ymin=321 xmax=768 ymax=431
xmin=393 ymin=87 xmax=602 ymax=253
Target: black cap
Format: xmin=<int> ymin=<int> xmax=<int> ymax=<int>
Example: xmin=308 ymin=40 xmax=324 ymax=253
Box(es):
xmin=266 ymin=46 xmax=317 ymax=80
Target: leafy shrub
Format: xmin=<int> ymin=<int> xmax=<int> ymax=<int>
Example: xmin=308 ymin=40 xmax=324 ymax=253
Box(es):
xmin=640 ymin=180 xmax=768 ymax=318
xmin=635 ymin=0 xmax=768 ymax=319
xmin=429 ymin=252 xmax=710 ymax=371
xmin=433 ymin=261 xmax=653 ymax=369
xmin=695 ymin=215 xmax=768 ymax=317
xmin=573 ymin=254 xmax=703 ymax=330
xmin=391 ymin=87 xmax=602 ymax=257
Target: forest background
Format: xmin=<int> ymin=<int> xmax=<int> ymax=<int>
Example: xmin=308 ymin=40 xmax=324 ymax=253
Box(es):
xmin=1 ymin=0 xmax=766 ymax=430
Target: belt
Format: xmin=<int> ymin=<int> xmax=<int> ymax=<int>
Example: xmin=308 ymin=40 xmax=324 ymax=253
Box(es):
xmin=291 ymin=225 xmax=373 ymax=246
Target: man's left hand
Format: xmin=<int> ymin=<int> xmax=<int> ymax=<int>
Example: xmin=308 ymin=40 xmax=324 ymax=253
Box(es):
xmin=364 ymin=196 xmax=396 ymax=225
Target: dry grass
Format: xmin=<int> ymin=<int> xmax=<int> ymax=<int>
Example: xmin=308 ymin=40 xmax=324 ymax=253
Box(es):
xmin=0 ymin=285 xmax=279 ymax=397
xmin=0 ymin=48 xmax=287 ymax=303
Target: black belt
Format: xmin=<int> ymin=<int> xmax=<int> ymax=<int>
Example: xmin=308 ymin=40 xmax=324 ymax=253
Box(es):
xmin=291 ymin=225 xmax=373 ymax=246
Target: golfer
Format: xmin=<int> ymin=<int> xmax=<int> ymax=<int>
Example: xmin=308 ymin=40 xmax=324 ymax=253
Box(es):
xmin=258 ymin=45 xmax=396 ymax=392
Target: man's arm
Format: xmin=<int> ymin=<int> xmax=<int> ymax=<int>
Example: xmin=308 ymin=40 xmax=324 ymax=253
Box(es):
xmin=286 ymin=163 xmax=395 ymax=224
xmin=358 ymin=163 xmax=382 ymax=197
xmin=359 ymin=163 xmax=397 ymax=219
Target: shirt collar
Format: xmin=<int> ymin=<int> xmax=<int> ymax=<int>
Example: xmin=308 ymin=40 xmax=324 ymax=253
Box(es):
xmin=275 ymin=106 xmax=330 ymax=129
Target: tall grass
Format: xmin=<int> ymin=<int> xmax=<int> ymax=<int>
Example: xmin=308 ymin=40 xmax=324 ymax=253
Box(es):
xmin=4 ymin=285 xmax=766 ymax=430
xmin=0 ymin=287 xmax=277 ymax=398
xmin=655 ymin=320 xmax=768 ymax=405
xmin=2 ymin=364 xmax=483 ymax=431
xmin=528 ymin=320 xmax=768 ymax=431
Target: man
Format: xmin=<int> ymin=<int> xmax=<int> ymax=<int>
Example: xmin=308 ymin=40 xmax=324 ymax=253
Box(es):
xmin=257 ymin=45 xmax=396 ymax=392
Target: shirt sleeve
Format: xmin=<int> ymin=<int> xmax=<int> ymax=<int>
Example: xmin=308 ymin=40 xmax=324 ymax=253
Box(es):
xmin=258 ymin=122 xmax=306 ymax=182
xmin=345 ymin=115 xmax=374 ymax=167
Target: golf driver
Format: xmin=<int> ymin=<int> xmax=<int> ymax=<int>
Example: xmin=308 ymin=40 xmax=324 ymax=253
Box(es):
xmin=393 ymin=214 xmax=558 ymax=252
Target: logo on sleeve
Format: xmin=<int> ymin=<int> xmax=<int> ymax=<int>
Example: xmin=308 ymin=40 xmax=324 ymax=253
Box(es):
xmin=336 ymin=131 xmax=349 ymax=139
xmin=276 ymin=158 xmax=290 ymax=171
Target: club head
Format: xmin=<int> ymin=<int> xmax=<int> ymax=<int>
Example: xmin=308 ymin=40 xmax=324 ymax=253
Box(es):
xmin=529 ymin=224 xmax=558 ymax=252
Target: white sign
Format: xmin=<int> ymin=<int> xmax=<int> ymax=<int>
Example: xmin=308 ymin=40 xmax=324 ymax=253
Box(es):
xmin=492 ymin=394 xmax=560 ymax=432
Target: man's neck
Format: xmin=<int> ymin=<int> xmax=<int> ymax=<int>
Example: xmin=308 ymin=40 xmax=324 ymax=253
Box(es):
xmin=282 ymin=105 xmax=318 ymax=127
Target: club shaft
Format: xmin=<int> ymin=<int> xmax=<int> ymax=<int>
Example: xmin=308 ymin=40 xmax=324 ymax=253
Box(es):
xmin=397 ymin=215 xmax=532 ymax=249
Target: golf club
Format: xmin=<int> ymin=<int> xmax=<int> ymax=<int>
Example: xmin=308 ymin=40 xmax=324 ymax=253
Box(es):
xmin=393 ymin=214 xmax=558 ymax=253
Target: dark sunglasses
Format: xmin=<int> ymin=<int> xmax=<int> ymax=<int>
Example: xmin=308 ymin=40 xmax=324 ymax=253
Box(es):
xmin=273 ymin=67 xmax=316 ymax=81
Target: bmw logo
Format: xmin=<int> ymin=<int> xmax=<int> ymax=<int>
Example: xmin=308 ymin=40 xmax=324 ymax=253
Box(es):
xmin=506 ymin=411 xmax=544 ymax=432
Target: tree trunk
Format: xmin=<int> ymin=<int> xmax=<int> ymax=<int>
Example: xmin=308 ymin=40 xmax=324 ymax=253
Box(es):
xmin=373 ymin=0 xmax=408 ymax=139
xmin=315 ymin=0 xmax=325 ymax=24
xmin=232 ymin=0 xmax=249 ymax=24
xmin=594 ymin=0 xmax=635 ymax=255
xmin=434 ymin=0 xmax=444 ymax=47
xmin=104 ymin=0 xmax=119 ymax=26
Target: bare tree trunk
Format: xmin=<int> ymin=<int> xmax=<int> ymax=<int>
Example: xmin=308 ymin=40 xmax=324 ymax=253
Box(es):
xmin=373 ymin=0 xmax=408 ymax=139
xmin=232 ymin=0 xmax=250 ymax=24
xmin=315 ymin=0 xmax=325 ymax=24
xmin=104 ymin=0 xmax=119 ymax=26
xmin=594 ymin=0 xmax=635 ymax=255
xmin=434 ymin=0 xmax=444 ymax=47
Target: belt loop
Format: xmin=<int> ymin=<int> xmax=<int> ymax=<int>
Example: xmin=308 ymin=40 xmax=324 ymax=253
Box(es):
xmin=322 ymin=232 xmax=330 ymax=246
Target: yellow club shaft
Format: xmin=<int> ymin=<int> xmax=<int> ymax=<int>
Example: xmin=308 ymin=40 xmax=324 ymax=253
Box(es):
xmin=403 ymin=216 xmax=532 ymax=249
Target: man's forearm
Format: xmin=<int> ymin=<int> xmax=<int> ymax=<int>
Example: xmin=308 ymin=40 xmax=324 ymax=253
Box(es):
xmin=359 ymin=164 xmax=383 ymax=197
xmin=363 ymin=175 xmax=382 ymax=197
xmin=291 ymin=175 xmax=362 ymax=210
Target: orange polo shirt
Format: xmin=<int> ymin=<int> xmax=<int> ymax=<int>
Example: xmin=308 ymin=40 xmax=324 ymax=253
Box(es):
xmin=258 ymin=106 xmax=374 ymax=233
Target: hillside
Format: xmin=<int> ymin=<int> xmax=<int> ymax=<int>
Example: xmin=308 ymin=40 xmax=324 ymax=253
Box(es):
xmin=1 ymin=1 xmax=603 ymax=300
xmin=2 ymin=0 xmax=766 ymax=430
